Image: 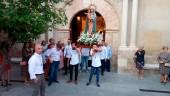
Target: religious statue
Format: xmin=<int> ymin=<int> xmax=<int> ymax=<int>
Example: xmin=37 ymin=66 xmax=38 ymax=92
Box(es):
xmin=84 ymin=4 xmax=97 ymax=34
xmin=77 ymin=4 xmax=102 ymax=46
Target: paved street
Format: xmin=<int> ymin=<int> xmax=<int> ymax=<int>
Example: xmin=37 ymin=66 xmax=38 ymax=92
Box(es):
xmin=0 ymin=69 xmax=170 ymax=96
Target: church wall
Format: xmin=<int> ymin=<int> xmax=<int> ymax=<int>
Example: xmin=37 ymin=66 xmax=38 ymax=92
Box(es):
xmin=137 ymin=0 xmax=170 ymax=54
xmin=129 ymin=0 xmax=170 ymax=64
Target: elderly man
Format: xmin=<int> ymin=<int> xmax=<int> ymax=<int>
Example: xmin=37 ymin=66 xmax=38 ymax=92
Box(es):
xmin=28 ymin=44 xmax=45 ymax=96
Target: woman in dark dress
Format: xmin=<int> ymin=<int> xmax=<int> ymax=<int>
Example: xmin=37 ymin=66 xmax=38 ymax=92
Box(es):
xmin=134 ymin=46 xmax=145 ymax=79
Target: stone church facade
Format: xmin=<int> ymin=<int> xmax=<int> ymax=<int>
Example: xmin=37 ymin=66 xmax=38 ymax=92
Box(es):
xmin=38 ymin=0 xmax=170 ymax=74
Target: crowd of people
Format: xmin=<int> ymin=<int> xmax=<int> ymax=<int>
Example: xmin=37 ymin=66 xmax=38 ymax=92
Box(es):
xmin=1 ymin=38 xmax=170 ymax=96
xmin=38 ymin=38 xmax=112 ymax=87
xmin=10 ymin=38 xmax=112 ymax=96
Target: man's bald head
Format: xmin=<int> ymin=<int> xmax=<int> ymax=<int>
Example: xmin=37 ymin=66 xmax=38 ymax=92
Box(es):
xmin=35 ymin=43 xmax=42 ymax=54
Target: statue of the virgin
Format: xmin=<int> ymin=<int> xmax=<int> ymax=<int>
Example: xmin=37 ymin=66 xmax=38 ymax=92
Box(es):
xmin=84 ymin=4 xmax=97 ymax=34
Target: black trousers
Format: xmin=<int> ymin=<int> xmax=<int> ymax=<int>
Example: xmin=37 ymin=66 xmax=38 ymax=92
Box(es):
xmin=101 ymin=59 xmax=106 ymax=75
xmin=88 ymin=60 xmax=92 ymax=67
xmin=64 ymin=58 xmax=70 ymax=75
xmin=106 ymin=59 xmax=111 ymax=72
xmin=69 ymin=64 xmax=79 ymax=81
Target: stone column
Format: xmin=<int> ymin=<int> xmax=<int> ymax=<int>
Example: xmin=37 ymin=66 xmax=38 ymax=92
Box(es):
xmin=117 ymin=0 xmax=129 ymax=74
xmin=119 ymin=0 xmax=129 ymax=49
xmin=129 ymin=0 xmax=139 ymax=49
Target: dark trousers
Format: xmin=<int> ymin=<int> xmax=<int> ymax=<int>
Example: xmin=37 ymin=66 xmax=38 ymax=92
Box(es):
xmin=69 ymin=64 xmax=78 ymax=81
xmin=32 ymin=74 xmax=45 ymax=96
xmin=106 ymin=59 xmax=111 ymax=72
xmin=88 ymin=67 xmax=100 ymax=83
xmin=49 ymin=61 xmax=59 ymax=83
xmin=88 ymin=60 xmax=92 ymax=67
xmin=168 ymin=68 xmax=170 ymax=79
xmin=64 ymin=58 xmax=70 ymax=75
xmin=101 ymin=59 xmax=106 ymax=75
xmin=44 ymin=61 xmax=50 ymax=79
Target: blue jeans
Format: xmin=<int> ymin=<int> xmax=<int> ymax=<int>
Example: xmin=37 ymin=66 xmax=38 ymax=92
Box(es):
xmin=49 ymin=61 xmax=59 ymax=83
xmin=88 ymin=67 xmax=100 ymax=83
xmin=81 ymin=56 xmax=89 ymax=70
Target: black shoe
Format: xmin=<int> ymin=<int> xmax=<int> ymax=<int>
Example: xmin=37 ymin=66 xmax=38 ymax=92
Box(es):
xmin=48 ymin=82 xmax=52 ymax=86
xmin=54 ymin=80 xmax=59 ymax=83
xmin=96 ymin=83 xmax=100 ymax=87
xmin=86 ymin=82 xmax=90 ymax=86
xmin=45 ymin=78 xmax=49 ymax=81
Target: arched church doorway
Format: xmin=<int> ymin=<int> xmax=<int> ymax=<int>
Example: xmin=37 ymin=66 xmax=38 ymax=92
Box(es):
xmin=70 ymin=9 xmax=106 ymax=43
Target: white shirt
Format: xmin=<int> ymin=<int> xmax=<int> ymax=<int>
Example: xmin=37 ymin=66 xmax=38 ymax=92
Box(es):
xmin=43 ymin=48 xmax=51 ymax=60
xmin=70 ymin=49 xmax=80 ymax=65
xmin=106 ymin=45 xmax=112 ymax=59
xmin=46 ymin=48 xmax=61 ymax=61
xmin=81 ymin=48 xmax=90 ymax=56
xmin=64 ymin=44 xmax=72 ymax=58
xmin=100 ymin=46 xmax=107 ymax=60
xmin=28 ymin=53 xmax=44 ymax=79
xmin=91 ymin=50 xmax=101 ymax=67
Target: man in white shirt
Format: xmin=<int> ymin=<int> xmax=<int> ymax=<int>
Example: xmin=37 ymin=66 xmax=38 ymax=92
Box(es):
xmin=67 ymin=43 xmax=81 ymax=84
xmin=63 ymin=39 xmax=72 ymax=75
xmin=28 ymin=44 xmax=45 ymax=96
xmin=86 ymin=44 xmax=102 ymax=87
xmin=46 ymin=43 xmax=62 ymax=86
xmin=105 ymin=42 xmax=112 ymax=72
xmin=100 ymin=41 xmax=107 ymax=76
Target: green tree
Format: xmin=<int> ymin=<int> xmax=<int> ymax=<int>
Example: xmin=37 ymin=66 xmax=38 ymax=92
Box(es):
xmin=0 ymin=0 xmax=72 ymax=65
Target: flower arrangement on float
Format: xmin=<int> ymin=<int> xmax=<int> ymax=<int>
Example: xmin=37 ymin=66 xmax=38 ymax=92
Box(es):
xmin=77 ymin=31 xmax=103 ymax=46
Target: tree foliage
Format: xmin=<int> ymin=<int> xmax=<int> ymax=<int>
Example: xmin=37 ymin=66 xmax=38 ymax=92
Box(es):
xmin=0 ymin=0 xmax=73 ymax=65
xmin=0 ymin=0 xmax=69 ymax=43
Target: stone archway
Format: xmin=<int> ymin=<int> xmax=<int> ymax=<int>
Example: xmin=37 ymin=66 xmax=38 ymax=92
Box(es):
xmin=65 ymin=0 xmax=119 ymax=30
xmin=54 ymin=0 xmax=120 ymax=44
xmin=64 ymin=0 xmax=120 ymax=46
xmin=53 ymin=0 xmax=120 ymax=69
xmin=70 ymin=9 xmax=106 ymax=43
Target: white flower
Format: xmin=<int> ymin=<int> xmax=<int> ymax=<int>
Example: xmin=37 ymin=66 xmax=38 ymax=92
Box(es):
xmin=78 ymin=31 xmax=103 ymax=45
